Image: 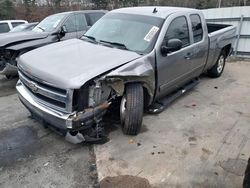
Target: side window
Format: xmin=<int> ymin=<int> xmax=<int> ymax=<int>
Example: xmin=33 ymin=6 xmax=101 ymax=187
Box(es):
xmin=64 ymin=15 xmax=77 ymax=33
xmin=0 ymin=23 xmax=10 ymax=33
xmin=190 ymin=14 xmax=203 ymax=43
xmin=164 ymin=16 xmax=190 ymax=48
xmin=75 ymin=14 xmax=88 ymax=31
xmin=11 ymin=22 xmax=25 ymax=28
xmin=85 ymin=13 xmax=105 ymax=26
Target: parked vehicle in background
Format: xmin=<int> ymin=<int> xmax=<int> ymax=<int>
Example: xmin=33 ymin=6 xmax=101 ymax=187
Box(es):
xmin=0 ymin=20 xmax=28 ymax=33
xmin=17 ymin=7 xmax=236 ymax=143
xmin=9 ymin=22 xmax=38 ymax=33
xmin=0 ymin=10 xmax=107 ymax=78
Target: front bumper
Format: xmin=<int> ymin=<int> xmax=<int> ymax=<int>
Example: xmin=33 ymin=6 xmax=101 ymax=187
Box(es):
xmin=16 ymin=80 xmax=109 ymax=134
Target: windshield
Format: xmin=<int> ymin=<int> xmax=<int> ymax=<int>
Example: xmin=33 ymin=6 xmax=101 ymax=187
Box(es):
xmin=10 ymin=24 xmax=27 ymax=32
xmin=33 ymin=13 xmax=66 ymax=32
xmin=83 ymin=13 xmax=164 ymax=54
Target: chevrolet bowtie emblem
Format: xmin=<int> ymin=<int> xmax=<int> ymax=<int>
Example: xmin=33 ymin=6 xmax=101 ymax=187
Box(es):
xmin=29 ymin=81 xmax=38 ymax=93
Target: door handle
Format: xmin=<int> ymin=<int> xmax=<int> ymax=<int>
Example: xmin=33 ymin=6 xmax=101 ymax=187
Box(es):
xmin=184 ymin=52 xmax=192 ymax=60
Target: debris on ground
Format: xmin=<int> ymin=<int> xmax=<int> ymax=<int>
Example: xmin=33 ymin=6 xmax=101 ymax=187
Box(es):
xmin=100 ymin=175 xmax=152 ymax=188
xmin=128 ymin=139 xmax=134 ymax=144
xmin=43 ymin=162 xmax=49 ymax=167
xmin=184 ymin=103 xmax=197 ymax=108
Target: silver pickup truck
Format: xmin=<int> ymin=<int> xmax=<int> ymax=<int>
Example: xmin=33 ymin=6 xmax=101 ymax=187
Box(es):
xmin=16 ymin=7 xmax=236 ymax=143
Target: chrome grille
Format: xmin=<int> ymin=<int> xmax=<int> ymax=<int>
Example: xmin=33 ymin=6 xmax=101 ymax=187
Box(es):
xmin=18 ymin=69 xmax=73 ymax=113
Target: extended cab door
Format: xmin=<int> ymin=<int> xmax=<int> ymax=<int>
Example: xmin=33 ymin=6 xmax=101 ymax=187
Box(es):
xmin=188 ymin=13 xmax=209 ymax=77
xmin=155 ymin=14 xmax=194 ymax=98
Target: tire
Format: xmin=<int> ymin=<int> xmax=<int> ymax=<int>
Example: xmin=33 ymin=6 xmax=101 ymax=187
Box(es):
xmin=207 ymin=51 xmax=226 ymax=78
xmin=120 ymin=83 xmax=144 ymax=135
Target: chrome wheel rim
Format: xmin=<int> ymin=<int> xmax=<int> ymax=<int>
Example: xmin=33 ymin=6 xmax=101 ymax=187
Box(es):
xmin=217 ymin=55 xmax=225 ymax=73
xmin=120 ymin=96 xmax=126 ymax=125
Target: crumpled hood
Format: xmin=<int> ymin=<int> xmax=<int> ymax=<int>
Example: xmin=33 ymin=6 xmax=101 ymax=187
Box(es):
xmin=18 ymin=39 xmax=141 ymax=89
xmin=0 ymin=31 xmax=49 ymax=47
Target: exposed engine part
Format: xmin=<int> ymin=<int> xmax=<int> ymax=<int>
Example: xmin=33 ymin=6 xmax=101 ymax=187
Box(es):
xmin=88 ymin=80 xmax=112 ymax=107
xmin=106 ymin=78 xmax=124 ymax=96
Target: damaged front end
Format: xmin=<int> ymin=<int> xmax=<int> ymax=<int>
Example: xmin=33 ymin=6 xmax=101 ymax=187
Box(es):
xmin=17 ymin=51 xmax=156 ymax=144
xmin=0 ymin=49 xmax=19 ymax=77
xmin=66 ymin=53 xmax=157 ymax=144
xmin=65 ymin=101 xmax=111 ymax=144
xmin=65 ymin=78 xmax=115 ymax=144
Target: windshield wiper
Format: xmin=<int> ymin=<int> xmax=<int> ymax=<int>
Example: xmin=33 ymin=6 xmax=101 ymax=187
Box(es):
xmin=99 ymin=40 xmax=128 ymax=50
xmin=83 ymin=35 xmax=97 ymax=42
xmin=37 ymin=26 xmax=45 ymax=31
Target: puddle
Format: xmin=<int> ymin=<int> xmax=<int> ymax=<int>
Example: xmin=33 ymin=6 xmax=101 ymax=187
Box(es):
xmin=100 ymin=175 xmax=152 ymax=188
xmin=0 ymin=126 xmax=39 ymax=167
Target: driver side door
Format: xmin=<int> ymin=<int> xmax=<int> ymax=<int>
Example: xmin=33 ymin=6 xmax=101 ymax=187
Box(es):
xmin=156 ymin=15 xmax=194 ymax=99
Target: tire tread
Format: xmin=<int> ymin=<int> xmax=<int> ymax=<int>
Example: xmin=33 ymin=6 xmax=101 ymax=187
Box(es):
xmin=122 ymin=83 xmax=143 ymax=135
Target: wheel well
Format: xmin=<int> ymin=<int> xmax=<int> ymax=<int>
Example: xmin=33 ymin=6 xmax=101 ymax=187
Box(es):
xmin=222 ymin=44 xmax=232 ymax=57
xmin=143 ymin=86 xmax=151 ymax=108
xmin=124 ymin=82 xmax=151 ymax=108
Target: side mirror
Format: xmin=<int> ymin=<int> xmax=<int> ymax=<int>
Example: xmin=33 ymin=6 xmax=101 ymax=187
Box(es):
xmin=161 ymin=39 xmax=183 ymax=55
xmin=59 ymin=25 xmax=67 ymax=37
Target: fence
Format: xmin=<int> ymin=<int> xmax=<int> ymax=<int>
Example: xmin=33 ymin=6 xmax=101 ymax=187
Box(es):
xmin=202 ymin=6 xmax=250 ymax=58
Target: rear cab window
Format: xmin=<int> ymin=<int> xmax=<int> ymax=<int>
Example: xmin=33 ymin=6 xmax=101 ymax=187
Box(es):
xmin=85 ymin=13 xmax=105 ymax=26
xmin=0 ymin=23 xmax=10 ymax=33
xmin=190 ymin=14 xmax=203 ymax=43
xmin=11 ymin=22 xmax=26 ymax=28
xmin=164 ymin=16 xmax=190 ymax=48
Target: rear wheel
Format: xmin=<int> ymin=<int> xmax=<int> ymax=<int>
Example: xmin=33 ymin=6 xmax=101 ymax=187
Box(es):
xmin=207 ymin=51 xmax=226 ymax=78
xmin=120 ymin=83 xmax=144 ymax=135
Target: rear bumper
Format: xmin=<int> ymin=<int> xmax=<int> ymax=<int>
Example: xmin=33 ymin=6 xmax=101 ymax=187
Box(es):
xmin=16 ymin=80 xmax=109 ymax=133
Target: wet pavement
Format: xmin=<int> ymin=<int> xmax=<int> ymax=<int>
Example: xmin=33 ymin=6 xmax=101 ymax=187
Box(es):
xmin=0 ymin=76 xmax=98 ymax=188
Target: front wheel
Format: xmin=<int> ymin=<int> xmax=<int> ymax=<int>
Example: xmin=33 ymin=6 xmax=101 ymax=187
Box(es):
xmin=120 ymin=83 xmax=144 ymax=135
xmin=207 ymin=52 xmax=226 ymax=78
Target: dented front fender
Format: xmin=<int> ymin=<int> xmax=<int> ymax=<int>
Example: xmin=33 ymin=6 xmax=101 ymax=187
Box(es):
xmin=105 ymin=50 xmax=156 ymax=104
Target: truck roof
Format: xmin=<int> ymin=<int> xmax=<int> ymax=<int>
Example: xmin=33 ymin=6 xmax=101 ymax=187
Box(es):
xmin=112 ymin=6 xmax=200 ymax=19
xmin=54 ymin=10 xmax=108 ymax=16
xmin=0 ymin=20 xmax=27 ymax=23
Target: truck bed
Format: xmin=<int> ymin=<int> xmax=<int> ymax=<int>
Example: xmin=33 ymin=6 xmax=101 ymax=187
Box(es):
xmin=205 ymin=23 xmax=237 ymax=71
xmin=207 ymin=23 xmax=232 ymax=34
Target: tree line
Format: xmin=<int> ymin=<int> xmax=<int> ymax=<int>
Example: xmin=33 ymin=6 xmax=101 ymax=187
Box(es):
xmin=0 ymin=0 xmax=249 ymax=21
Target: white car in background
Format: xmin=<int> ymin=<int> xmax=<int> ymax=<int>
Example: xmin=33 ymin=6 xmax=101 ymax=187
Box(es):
xmin=0 ymin=20 xmax=28 ymax=33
